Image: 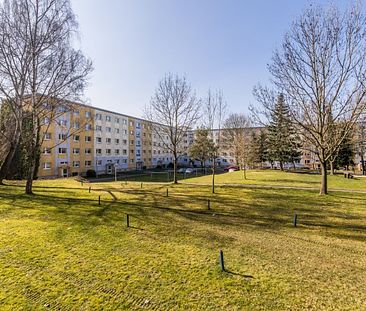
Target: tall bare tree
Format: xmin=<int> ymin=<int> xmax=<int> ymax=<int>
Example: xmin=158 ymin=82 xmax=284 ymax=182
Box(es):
xmin=267 ymin=3 xmax=366 ymax=194
xmin=223 ymin=113 xmax=251 ymax=179
xmin=145 ymin=73 xmax=201 ymax=184
xmin=203 ymin=89 xmax=227 ymax=193
xmin=0 ymin=0 xmax=92 ymax=193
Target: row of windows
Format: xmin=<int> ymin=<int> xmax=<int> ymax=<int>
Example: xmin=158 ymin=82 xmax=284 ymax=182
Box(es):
xmin=43 ymin=161 xmax=93 ymax=169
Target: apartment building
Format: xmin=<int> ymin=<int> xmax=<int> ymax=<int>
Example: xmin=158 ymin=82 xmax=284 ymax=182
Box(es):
xmin=37 ymin=100 xmax=173 ymax=178
xmin=38 ymin=103 xmax=94 ymax=178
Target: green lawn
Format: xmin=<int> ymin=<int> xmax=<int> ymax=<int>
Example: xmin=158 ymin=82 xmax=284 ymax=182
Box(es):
xmin=0 ymin=171 xmax=365 ymax=310
xmin=183 ymin=169 xmax=366 ymax=191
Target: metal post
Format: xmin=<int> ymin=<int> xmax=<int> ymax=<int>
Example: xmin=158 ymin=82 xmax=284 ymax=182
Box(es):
xmin=166 ymin=188 xmax=169 ymax=197
xmin=88 ymin=187 xmax=91 ymax=193
xmin=126 ymin=214 xmax=130 ymax=227
xmin=98 ymin=196 xmax=101 ymax=206
xmin=141 ymin=182 xmax=143 ymax=189
xmin=294 ymin=213 xmax=297 ymax=227
xmin=219 ymin=250 xmax=225 ymax=272
xmin=208 ymin=199 xmax=211 ymax=210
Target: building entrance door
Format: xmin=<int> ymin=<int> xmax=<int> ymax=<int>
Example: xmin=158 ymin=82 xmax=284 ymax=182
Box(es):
xmin=62 ymin=168 xmax=68 ymax=178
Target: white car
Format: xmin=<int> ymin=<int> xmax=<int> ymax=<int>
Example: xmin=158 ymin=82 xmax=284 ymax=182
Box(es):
xmin=177 ymin=168 xmax=186 ymax=173
xmin=185 ymin=168 xmax=194 ymax=174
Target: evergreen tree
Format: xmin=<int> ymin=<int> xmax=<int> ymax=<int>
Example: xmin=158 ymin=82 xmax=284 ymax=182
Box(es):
xmin=267 ymin=94 xmax=301 ymax=170
xmin=188 ymin=128 xmax=216 ymax=168
xmin=335 ymin=134 xmax=355 ymax=171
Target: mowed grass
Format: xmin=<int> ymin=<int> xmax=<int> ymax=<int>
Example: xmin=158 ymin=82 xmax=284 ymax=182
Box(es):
xmin=184 ymin=169 xmax=366 ymax=191
xmin=0 ymin=171 xmax=365 ymax=310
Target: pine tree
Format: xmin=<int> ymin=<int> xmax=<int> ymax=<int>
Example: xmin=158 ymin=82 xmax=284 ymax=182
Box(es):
xmin=188 ymin=128 xmax=216 ymax=168
xmin=266 ymin=94 xmax=301 ymax=170
xmin=335 ymin=134 xmax=355 ymax=171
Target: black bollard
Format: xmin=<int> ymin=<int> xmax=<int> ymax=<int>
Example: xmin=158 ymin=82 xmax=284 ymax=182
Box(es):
xmin=166 ymin=188 xmax=169 ymax=197
xmin=98 ymin=196 xmax=101 ymax=206
xmin=81 ymin=180 xmax=84 ymax=186
xmin=219 ymin=250 xmax=225 ymax=272
xmin=141 ymin=182 xmax=143 ymax=189
xmin=126 ymin=214 xmax=130 ymax=227
xmin=294 ymin=213 xmax=297 ymax=227
xmin=88 ymin=187 xmax=91 ymax=193
xmin=208 ymin=199 xmax=211 ymax=210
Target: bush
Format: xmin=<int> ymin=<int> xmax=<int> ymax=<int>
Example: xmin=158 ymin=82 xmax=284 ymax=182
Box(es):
xmin=86 ymin=169 xmax=96 ymax=178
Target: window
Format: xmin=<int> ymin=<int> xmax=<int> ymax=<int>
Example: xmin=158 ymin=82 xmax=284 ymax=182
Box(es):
xmin=96 ymin=160 xmax=102 ymax=166
xmin=96 ymin=149 xmax=102 ymax=155
xmin=130 ymin=159 xmax=134 ymax=163
xmin=130 ymin=130 xmax=134 ymax=135
xmin=85 ymin=111 xmax=91 ymax=118
xmin=73 ymin=161 xmax=80 ymax=168
xmin=85 ymin=161 xmax=92 ymax=167
xmin=60 ymin=161 xmax=68 ymax=165
xmin=73 ymin=110 xmax=80 ymax=116
xmin=130 ymin=149 xmax=134 ymax=154
xmin=73 ymin=148 xmax=80 ymax=155
xmin=43 ymin=148 xmax=51 ymax=155
xmin=115 ymin=149 xmax=120 ymax=155
xmin=122 ymin=139 xmax=127 ymax=144
xmin=85 ymin=124 xmax=92 ymax=131
xmin=43 ymin=103 xmax=52 ymax=110
xmin=44 ymin=133 xmax=51 ymax=140
xmin=96 ymin=137 xmax=102 ymax=143
xmin=95 ymin=113 xmax=102 ymax=120
xmin=129 ymin=121 xmax=134 ymax=127
xmin=123 ymin=119 xmax=127 ymax=125
xmin=73 ymin=135 xmax=80 ymax=142
xmin=106 ymin=115 xmax=111 ymax=122
xmin=73 ymin=122 xmax=80 ymax=129
xmin=106 ymin=127 xmax=111 ymax=133
xmin=122 ymin=149 xmax=127 ymax=155
xmin=85 ymin=148 xmax=92 ymax=155
xmin=85 ymin=136 xmax=92 ymax=142
xmin=44 ymin=117 xmax=50 ymax=125
xmin=115 ymin=129 xmax=120 ymax=134
xmin=115 ymin=139 xmax=119 ymax=144
xmin=58 ymin=106 xmax=67 ymax=113
xmin=59 ymin=134 xmax=67 ymax=140
xmin=106 ymin=149 xmax=111 ymax=155
xmin=130 ymin=140 xmax=134 ymax=145
xmin=115 ymin=118 xmax=119 ymax=123
xmin=106 ymin=138 xmax=111 ymax=144
xmin=122 ymin=159 xmax=127 ymax=164
xmin=96 ymin=125 xmax=102 ymax=131
xmin=136 ymin=122 xmax=141 ymax=128
xmin=43 ymin=162 xmax=51 ymax=170
xmin=58 ymin=148 xmax=67 ymax=154
xmin=59 ymin=119 xmax=67 ymax=126
xmin=124 ymin=130 xmax=128 ymax=135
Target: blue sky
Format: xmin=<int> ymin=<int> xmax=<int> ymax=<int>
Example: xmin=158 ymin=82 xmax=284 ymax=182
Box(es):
xmin=72 ymin=0 xmax=351 ymax=117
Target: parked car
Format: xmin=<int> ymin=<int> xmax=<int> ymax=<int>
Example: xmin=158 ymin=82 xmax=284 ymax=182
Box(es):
xmin=177 ymin=168 xmax=186 ymax=173
xmin=185 ymin=168 xmax=194 ymax=174
xmin=224 ymin=166 xmax=240 ymax=172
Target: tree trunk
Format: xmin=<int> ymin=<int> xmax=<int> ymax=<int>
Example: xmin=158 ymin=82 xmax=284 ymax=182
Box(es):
xmin=292 ymin=161 xmax=296 ymax=170
xmin=361 ymin=154 xmax=365 ymax=175
xmin=279 ymin=161 xmax=284 ymax=171
xmin=173 ymin=155 xmax=178 ymax=184
xmin=243 ymin=165 xmax=247 ymax=180
xmin=212 ymin=158 xmax=215 ymax=194
xmin=330 ymin=161 xmax=334 ymax=175
xmin=320 ymin=161 xmax=328 ymax=195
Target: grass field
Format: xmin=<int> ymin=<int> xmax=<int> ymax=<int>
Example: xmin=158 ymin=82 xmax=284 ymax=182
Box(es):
xmin=0 ymin=170 xmax=366 ymax=310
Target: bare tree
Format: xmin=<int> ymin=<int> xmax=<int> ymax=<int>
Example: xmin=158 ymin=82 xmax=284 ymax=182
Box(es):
xmin=0 ymin=0 xmax=92 ymax=193
xmin=144 ymin=73 xmax=201 ymax=184
xmin=203 ymin=89 xmax=227 ymax=193
xmin=223 ymin=113 xmax=251 ymax=179
xmin=267 ymin=3 xmax=366 ymax=195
